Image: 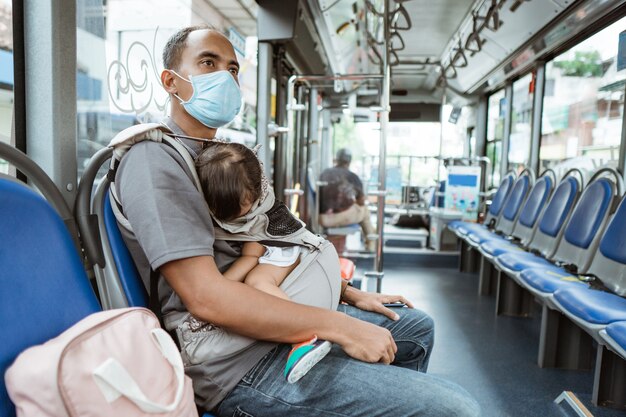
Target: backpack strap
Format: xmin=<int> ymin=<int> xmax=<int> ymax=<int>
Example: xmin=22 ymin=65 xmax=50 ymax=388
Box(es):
xmin=106 ymin=124 xmax=203 ymax=233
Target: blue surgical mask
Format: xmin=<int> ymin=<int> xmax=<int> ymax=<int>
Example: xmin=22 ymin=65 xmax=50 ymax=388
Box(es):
xmin=169 ymin=70 xmax=242 ymax=128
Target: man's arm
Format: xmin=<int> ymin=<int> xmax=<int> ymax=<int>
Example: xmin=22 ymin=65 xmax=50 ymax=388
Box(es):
xmin=350 ymin=172 xmax=366 ymax=205
xmin=160 ymin=255 xmax=398 ymax=364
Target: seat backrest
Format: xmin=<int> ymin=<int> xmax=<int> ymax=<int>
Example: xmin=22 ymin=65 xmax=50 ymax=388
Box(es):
xmin=0 ymin=179 xmax=100 ymax=417
xmin=95 ymin=183 xmax=149 ymax=308
xmin=75 ymin=144 xmax=148 ymax=310
xmin=494 ymin=170 xmax=534 ymax=236
xmin=550 ymin=168 xmax=621 ymax=272
xmin=588 ymin=192 xmax=626 ymax=296
xmin=528 ymin=171 xmax=582 ymax=258
xmin=485 ymin=173 xmax=515 ymax=224
xmin=510 ymin=172 xmax=554 ymax=245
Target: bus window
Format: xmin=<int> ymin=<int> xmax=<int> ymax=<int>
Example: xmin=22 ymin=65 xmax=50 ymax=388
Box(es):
xmin=509 ymin=73 xmax=533 ymax=173
xmin=540 ymin=16 xmax=626 ymax=172
xmin=0 ymin=0 xmax=13 ymax=175
xmin=74 ymin=0 xmax=259 ymax=179
xmin=486 ymin=89 xmax=505 ymax=187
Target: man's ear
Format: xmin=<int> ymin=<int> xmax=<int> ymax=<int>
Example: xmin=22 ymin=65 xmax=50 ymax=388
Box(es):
xmin=161 ymin=70 xmax=178 ymax=95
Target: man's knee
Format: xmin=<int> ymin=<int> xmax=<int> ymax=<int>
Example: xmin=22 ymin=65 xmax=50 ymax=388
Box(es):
xmin=402 ymin=308 xmax=435 ymax=337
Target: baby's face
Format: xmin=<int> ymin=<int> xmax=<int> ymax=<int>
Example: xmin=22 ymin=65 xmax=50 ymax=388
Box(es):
xmin=238 ymin=199 xmax=254 ymax=217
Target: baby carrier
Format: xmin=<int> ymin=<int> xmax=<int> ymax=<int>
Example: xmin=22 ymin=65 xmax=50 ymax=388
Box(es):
xmin=107 ymin=123 xmax=325 ymax=251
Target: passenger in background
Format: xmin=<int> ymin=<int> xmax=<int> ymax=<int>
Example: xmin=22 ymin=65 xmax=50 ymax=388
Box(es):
xmin=319 ymin=148 xmax=377 ymax=251
xmin=115 ymin=25 xmax=480 ymax=417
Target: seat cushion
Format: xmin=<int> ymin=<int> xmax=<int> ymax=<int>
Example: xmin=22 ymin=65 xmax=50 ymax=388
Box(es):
xmin=605 ymin=321 xmax=626 ymax=350
xmin=466 ymin=229 xmax=498 ymax=245
xmin=495 ymin=251 xmax=552 ymax=273
xmin=453 ymin=222 xmax=486 ymax=237
xmin=554 ymin=287 xmax=626 ymax=325
xmin=520 ymin=266 xmax=588 ymax=294
xmin=448 ymin=220 xmax=463 ymax=232
xmin=480 ymin=239 xmax=523 ymax=257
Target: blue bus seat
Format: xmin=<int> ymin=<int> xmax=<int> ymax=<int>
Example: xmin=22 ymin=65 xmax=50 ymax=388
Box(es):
xmin=478 ymin=173 xmax=553 ymax=259
xmin=75 ymin=147 xmax=148 ymax=310
xmin=494 ymin=173 xmax=616 ymax=283
xmin=102 ymin=189 xmax=149 ymax=307
xmin=600 ymin=322 xmax=626 ymax=360
xmin=0 ymin=178 xmax=100 ymax=417
xmin=518 ymin=188 xmax=626 ymax=309
xmin=465 ymin=170 xmax=534 ymax=246
xmin=480 ymin=173 xmax=576 ymax=261
xmin=518 ymin=265 xmax=588 ymax=299
xmin=554 ymin=287 xmax=626 ymax=328
xmin=548 ymin=191 xmax=626 ymax=340
xmin=596 ymin=321 xmax=626 ymax=409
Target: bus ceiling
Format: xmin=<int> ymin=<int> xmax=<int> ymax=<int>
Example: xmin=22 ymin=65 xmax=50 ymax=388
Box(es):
xmin=255 ymin=0 xmax=626 ymax=103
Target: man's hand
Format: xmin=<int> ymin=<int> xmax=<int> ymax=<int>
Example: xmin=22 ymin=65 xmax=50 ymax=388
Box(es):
xmin=336 ymin=314 xmax=397 ymax=364
xmin=342 ymin=283 xmax=414 ymax=321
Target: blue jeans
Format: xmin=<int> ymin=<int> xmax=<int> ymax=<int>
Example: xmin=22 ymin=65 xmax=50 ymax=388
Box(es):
xmin=216 ymin=305 xmax=480 ymax=417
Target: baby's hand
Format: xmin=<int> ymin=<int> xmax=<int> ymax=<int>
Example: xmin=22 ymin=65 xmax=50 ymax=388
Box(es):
xmin=242 ymin=242 xmax=266 ymax=257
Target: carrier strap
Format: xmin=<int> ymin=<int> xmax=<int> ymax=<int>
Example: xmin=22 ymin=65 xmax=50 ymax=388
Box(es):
xmin=108 ymin=132 xmax=203 ymax=234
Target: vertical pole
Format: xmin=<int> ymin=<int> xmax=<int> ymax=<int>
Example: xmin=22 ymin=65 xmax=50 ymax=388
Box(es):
xmin=274 ymin=47 xmax=286 ymax=194
xmin=530 ymin=63 xmax=546 ymax=175
xmin=305 ymin=87 xmax=319 ymax=226
xmin=11 ymin=0 xmax=25 ymax=180
xmin=437 ymin=91 xmax=447 ymax=201
xmin=618 ymin=77 xmax=626 ymax=181
xmin=501 ymin=83 xmax=513 ymax=180
xmin=316 ymin=106 xmax=332 ymax=234
xmin=256 ymin=42 xmax=273 ymax=178
xmin=24 ymin=0 xmax=77 ymax=206
xmin=475 ymin=96 xmax=488 ymax=192
xmin=11 ymin=0 xmax=26 ymax=155
xmin=373 ymin=0 xmax=391 ymax=292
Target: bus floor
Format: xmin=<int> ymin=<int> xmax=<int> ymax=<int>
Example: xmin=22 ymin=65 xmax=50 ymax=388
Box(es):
xmin=380 ymin=265 xmax=621 ymax=417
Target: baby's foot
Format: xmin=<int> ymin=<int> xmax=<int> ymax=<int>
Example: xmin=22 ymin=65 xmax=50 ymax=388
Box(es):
xmin=284 ymin=336 xmax=332 ymax=383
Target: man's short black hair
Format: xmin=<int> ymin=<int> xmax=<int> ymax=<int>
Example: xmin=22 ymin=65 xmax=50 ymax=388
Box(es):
xmin=336 ymin=148 xmax=352 ymax=165
xmin=162 ymin=25 xmax=213 ymax=70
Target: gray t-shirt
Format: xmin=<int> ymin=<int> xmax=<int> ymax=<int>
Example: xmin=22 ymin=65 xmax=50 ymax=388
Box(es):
xmin=115 ymin=122 xmax=276 ymax=410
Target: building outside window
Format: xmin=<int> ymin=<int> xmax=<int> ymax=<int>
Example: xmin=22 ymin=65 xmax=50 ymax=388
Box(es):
xmin=540 ymin=17 xmax=626 ymax=175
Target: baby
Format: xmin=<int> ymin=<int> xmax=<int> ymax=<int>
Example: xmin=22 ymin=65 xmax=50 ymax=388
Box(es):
xmin=194 ymin=140 xmax=334 ymax=383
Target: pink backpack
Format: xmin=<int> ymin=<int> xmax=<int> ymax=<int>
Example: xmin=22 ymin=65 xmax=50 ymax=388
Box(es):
xmin=4 ymin=307 xmax=198 ymax=417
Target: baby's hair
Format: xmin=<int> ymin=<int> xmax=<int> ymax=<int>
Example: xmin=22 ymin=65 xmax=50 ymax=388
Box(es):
xmin=196 ymin=142 xmax=263 ymax=221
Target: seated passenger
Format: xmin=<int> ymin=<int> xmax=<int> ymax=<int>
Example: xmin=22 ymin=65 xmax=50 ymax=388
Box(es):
xmin=319 ymin=148 xmax=377 ymax=251
xmin=194 ymin=140 xmax=334 ymax=383
xmin=114 ymin=25 xmax=480 ymax=416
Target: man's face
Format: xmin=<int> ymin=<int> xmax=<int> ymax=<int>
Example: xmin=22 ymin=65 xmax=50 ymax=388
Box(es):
xmin=174 ymin=30 xmax=240 ymax=102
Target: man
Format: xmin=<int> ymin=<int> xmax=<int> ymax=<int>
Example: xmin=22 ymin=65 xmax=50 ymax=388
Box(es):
xmin=115 ymin=25 xmax=480 ymax=416
xmin=319 ymin=148 xmax=377 ymax=251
